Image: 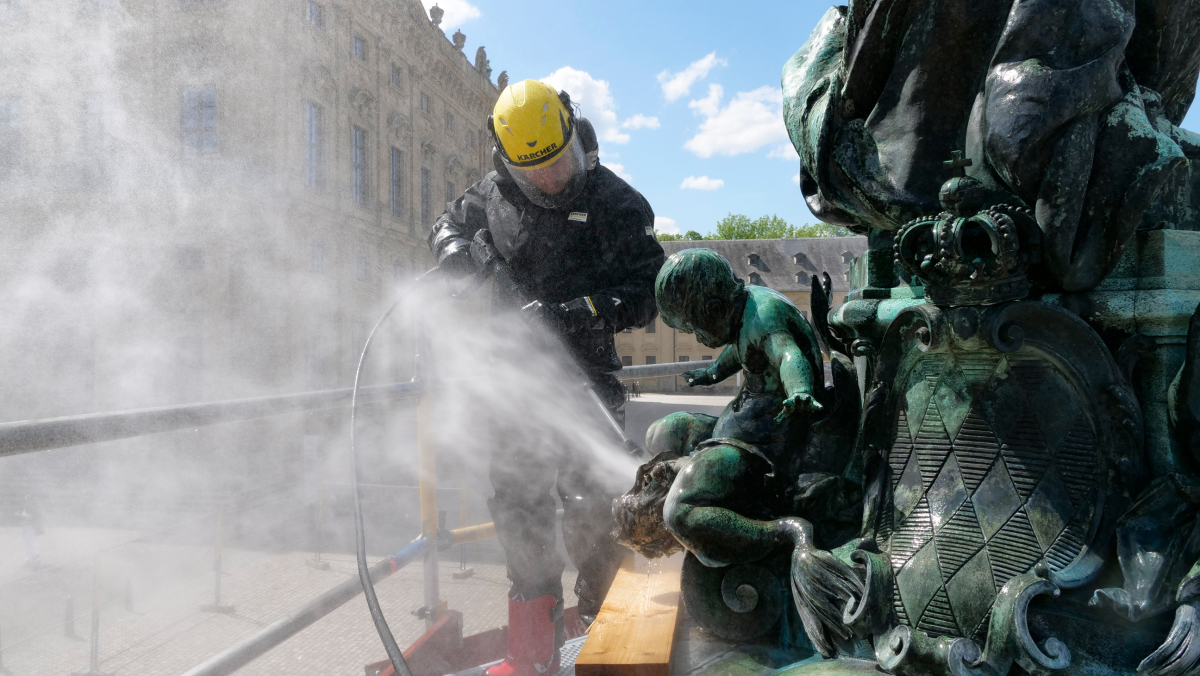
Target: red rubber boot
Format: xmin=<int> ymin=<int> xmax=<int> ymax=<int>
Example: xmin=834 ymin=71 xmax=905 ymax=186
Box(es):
xmin=484 ymin=594 xmax=561 ymax=676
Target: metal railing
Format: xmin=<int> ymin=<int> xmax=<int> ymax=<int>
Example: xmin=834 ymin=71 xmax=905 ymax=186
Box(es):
xmin=0 ymin=361 xmax=708 ymax=460
xmin=0 ymin=381 xmax=420 ymax=459
xmin=0 ymin=359 xmax=706 ymax=675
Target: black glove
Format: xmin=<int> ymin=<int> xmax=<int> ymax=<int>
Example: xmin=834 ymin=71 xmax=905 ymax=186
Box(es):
xmin=437 ymin=239 xmax=474 ymax=278
xmin=522 ymin=295 xmax=621 ymax=333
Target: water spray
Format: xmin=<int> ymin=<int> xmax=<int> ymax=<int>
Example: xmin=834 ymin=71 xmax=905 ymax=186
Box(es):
xmin=349 ymin=248 xmax=644 ymax=674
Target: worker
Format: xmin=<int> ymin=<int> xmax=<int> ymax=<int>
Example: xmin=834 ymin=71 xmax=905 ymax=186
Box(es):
xmin=428 ymin=79 xmax=664 ymax=676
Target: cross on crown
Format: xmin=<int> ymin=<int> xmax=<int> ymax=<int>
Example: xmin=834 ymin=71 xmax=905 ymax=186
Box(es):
xmin=943 ymin=150 xmax=973 ymax=172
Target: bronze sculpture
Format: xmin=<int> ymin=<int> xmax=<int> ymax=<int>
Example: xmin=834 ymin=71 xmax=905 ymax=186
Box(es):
xmin=614 ymin=2 xmax=1200 ymax=674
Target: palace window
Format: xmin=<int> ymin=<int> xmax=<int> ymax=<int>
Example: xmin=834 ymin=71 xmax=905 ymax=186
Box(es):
xmin=353 ymin=35 xmax=367 ymax=60
xmin=306 ymin=1 xmax=322 ymax=27
xmin=356 ymin=251 xmax=369 ymax=281
xmin=352 ymin=126 xmax=368 ymax=204
xmin=645 ymin=319 xmax=656 ymax=334
xmin=182 ymin=86 xmax=217 ymax=154
xmin=390 ymin=65 xmax=402 ymax=88
xmin=420 ymin=92 xmax=429 ymax=113
xmin=305 ymin=101 xmax=324 ymax=188
xmin=420 ymin=167 xmax=431 ymax=226
xmin=390 ymin=148 xmax=404 ymax=217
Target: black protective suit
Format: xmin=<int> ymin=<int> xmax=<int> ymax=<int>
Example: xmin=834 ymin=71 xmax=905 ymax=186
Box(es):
xmin=428 ymin=153 xmax=664 ymax=618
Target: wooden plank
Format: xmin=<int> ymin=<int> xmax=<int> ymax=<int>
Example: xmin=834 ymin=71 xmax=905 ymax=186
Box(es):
xmin=575 ymin=552 xmax=684 ymax=676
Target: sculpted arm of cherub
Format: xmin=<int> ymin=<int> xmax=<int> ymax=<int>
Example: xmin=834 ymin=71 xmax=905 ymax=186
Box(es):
xmin=683 ymin=345 xmax=741 ymax=387
xmin=765 ymin=331 xmax=824 ymax=424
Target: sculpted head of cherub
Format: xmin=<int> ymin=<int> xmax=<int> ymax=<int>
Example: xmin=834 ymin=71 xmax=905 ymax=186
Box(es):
xmin=655 ymin=248 xmax=746 ymax=349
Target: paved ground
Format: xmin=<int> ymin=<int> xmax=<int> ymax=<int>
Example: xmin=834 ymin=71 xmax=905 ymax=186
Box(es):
xmin=0 ymin=530 xmax=577 ymax=676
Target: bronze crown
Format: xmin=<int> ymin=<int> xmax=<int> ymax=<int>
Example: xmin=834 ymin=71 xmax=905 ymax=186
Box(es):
xmin=893 ymin=176 xmax=1039 ymax=306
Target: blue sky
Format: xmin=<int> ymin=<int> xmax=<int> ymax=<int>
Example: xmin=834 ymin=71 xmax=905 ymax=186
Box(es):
xmin=424 ymin=0 xmax=1200 ymax=237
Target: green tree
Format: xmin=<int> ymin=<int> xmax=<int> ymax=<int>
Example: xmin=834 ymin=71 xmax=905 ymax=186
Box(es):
xmin=656 ymin=215 xmax=854 ymax=241
xmin=791 ymin=222 xmax=855 ymax=238
xmin=655 ymin=229 xmax=708 ymax=242
xmin=710 ymin=214 xmax=853 ymax=239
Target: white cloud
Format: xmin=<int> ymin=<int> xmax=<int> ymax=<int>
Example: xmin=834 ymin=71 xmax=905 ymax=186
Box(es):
xmin=658 ymin=52 xmax=727 ymax=102
xmin=606 ymin=162 xmax=633 ymax=182
xmin=684 ymin=85 xmax=790 ymax=158
xmin=655 ymin=217 xmax=680 ymax=235
xmin=621 ymin=114 xmax=660 ymax=130
xmin=419 ymin=0 xmax=481 ymax=30
xmin=792 ymin=172 xmax=801 ymax=185
xmin=681 ymin=175 xmax=724 ymax=190
xmin=688 ymin=84 xmax=723 ymax=118
xmin=767 ymin=143 xmax=796 ymax=159
xmin=542 ymin=67 xmax=630 ymax=145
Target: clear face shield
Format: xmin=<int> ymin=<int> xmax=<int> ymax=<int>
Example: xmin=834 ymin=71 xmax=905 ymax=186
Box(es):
xmin=504 ymin=132 xmax=587 ymax=209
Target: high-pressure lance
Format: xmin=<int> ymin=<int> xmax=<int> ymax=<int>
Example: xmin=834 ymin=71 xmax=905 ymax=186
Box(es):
xmin=464 ymin=228 xmax=644 ymax=458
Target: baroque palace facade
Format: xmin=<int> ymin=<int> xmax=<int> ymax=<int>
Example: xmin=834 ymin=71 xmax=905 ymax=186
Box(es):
xmin=0 ymin=0 xmax=499 ymax=412
xmin=0 ymin=0 xmax=499 ymax=509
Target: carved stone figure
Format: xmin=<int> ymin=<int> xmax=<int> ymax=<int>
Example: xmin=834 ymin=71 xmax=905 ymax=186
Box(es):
xmin=387 ymin=111 xmax=412 ymax=139
xmin=497 ymin=71 xmax=508 ymax=90
xmin=611 ymin=451 xmax=686 ymax=560
xmin=475 ymin=46 xmax=491 ymax=79
xmin=428 ymin=3 xmax=443 ymax=27
xmin=443 ymin=153 xmax=461 ymax=178
xmin=452 ymin=29 xmax=465 ymax=51
xmin=348 ymin=88 xmax=376 ymax=123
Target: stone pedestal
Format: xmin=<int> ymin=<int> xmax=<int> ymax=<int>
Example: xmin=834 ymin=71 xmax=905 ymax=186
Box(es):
xmin=1043 ymin=230 xmax=1200 ymax=475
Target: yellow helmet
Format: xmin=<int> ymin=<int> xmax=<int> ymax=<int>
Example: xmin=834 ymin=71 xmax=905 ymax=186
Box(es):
xmin=492 ymin=79 xmax=574 ymax=166
xmin=489 ymin=79 xmax=587 ymax=208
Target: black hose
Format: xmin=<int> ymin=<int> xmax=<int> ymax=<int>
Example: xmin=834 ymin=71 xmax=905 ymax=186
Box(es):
xmin=350 ymin=295 xmax=412 ymax=676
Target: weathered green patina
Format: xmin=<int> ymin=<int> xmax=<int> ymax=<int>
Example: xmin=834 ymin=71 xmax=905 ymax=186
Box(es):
xmin=614 ymin=248 xmax=864 ymax=651
xmin=613 ymin=3 xmax=1200 ymax=676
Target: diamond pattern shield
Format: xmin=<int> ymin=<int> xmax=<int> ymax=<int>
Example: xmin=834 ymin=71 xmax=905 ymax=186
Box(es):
xmin=887 ymin=351 xmax=1098 ymax=640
